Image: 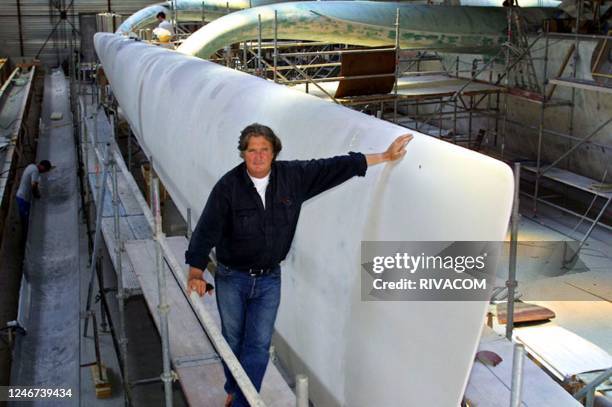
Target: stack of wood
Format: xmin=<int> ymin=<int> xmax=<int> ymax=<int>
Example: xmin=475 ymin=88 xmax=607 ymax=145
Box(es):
xmin=496 ymin=301 xmax=556 ymax=324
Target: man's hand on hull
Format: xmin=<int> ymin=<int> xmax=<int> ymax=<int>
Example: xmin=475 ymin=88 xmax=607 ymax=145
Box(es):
xmin=365 ymin=133 xmax=414 ymax=166
xmin=384 ymin=134 xmax=413 ymax=161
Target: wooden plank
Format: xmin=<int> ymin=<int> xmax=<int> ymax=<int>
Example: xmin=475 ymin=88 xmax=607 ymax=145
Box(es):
xmin=125 ymin=238 xmax=295 ymax=406
xmin=335 ymin=50 xmax=395 ymax=98
xmin=549 ymin=78 xmax=612 ymax=94
xmin=523 ymin=165 xmax=612 ymax=199
xmin=125 ymin=239 xmax=216 ymax=357
xmin=515 ymin=325 xmax=612 ymax=379
xmin=90 ymin=364 xmax=112 ymax=399
xmin=88 ymin=174 xmax=116 ymax=217
xmin=496 ymin=302 xmax=556 ymax=324
xmin=15 ymin=60 xmax=41 ymax=69
xmin=126 ymin=214 xmax=152 ymax=240
xmin=519 ymin=274 xmax=612 ymax=354
xmin=101 ymin=218 xmax=141 ymax=294
xmin=521 ymin=301 xmax=612 ymax=356
xmin=116 ymin=169 xmax=144 ymax=216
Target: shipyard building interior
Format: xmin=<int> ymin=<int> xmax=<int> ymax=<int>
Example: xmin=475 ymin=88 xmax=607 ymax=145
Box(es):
xmin=0 ymin=0 xmax=611 ymax=406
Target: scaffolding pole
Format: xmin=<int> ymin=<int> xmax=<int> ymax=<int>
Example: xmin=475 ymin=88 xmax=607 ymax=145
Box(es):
xmin=509 ymin=344 xmax=526 ymax=407
xmin=295 ymin=374 xmax=309 ymax=407
xmin=257 ymin=14 xmax=262 ymax=76
xmin=152 ymin=175 xmax=175 ymax=406
xmin=506 ymin=163 xmax=520 ymax=341
xmin=84 ymin=143 xmax=111 ymax=339
xmin=500 ymin=7 xmax=513 ymax=158
xmin=393 ymin=8 xmax=400 ymax=123
xmin=533 ymin=23 xmax=550 ymax=214
xmin=273 ymin=11 xmax=278 ymax=83
xmin=574 ymin=366 xmax=612 ymax=407
xmin=111 ymin=156 xmax=131 ymax=404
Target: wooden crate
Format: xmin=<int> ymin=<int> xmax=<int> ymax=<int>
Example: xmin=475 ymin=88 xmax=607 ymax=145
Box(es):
xmin=90 ymin=363 xmax=112 ymax=399
xmin=141 ymin=163 xmax=168 ymax=206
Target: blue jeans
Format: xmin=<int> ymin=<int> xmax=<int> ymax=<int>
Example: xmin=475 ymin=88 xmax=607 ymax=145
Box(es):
xmin=16 ymin=197 xmax=30 ymax=226
xmin=215 ymin=263 xmax=281 ymax=407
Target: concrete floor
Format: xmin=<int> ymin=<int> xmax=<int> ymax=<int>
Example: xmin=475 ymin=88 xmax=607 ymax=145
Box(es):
xmin=468 ymin=198 xmax=612 ymax=405
xmin=517 ymin=211 xmax=612 ymax=357
xmin=491 ymin=198 xmax=612 ymax=358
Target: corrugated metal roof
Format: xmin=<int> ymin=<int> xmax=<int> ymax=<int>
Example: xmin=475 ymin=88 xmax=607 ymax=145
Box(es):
xmin=0 ymin=0 xmax=158 ymax=66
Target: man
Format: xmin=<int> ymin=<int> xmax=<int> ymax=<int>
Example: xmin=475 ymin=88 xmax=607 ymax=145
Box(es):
xmin=186 ymin=123 xmax=412 ymax=406
xmin=155 ymin=11 xmax=174 ymax=35
xmin=16 ymin=160 xmax=53 ymax=226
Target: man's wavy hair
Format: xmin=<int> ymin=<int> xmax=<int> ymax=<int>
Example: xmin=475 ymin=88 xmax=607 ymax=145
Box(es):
xmin=238 ymin=123 xmax=282 ymax=160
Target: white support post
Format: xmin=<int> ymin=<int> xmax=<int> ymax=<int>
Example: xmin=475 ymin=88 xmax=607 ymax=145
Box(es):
xmin=509 ymin=344 xmax=525 ymax=407
xmin=296 ymin=374 xmax=309 ymax=407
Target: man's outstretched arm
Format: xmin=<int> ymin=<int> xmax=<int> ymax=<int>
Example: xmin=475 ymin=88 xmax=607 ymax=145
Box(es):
xmin=298 ymin=133 xmax=414 ymax=201
xmin=365 ymin=134 xmax=413 ymax=166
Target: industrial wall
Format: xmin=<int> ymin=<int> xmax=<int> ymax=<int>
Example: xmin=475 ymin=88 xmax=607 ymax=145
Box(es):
xmin=442 ymin=38 xmax=612 ymax=184
xmin=0 ymin=0 xmax=157 ymax=67
xmin=506 ymin=39 xmax=611 ymax=184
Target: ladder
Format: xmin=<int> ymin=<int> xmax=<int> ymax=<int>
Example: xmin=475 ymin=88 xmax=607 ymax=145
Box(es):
xmin=506 ymin=6 xmax=541 ymax=93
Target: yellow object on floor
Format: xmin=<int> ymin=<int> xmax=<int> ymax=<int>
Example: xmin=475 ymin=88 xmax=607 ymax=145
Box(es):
xmin=90 ymin=363 xmax=112 ymax=399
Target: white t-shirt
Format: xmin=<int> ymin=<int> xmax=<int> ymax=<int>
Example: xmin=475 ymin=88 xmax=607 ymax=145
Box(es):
xmin=158 ymin=20 xmax=174 ymax=34
xmin=16 ymin=163 xmax=40 ymax=202
xmin=248 ymin=172 xmax=270 ymax=209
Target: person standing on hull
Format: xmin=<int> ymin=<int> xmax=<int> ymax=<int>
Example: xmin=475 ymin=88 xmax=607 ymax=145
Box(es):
xmin=155 ymin=11 xmax=174 ymax=34
xmin=185 ymin=123 xmax=413 ymax=407
xmin=15 ymin=160 xmax=53 ymax=229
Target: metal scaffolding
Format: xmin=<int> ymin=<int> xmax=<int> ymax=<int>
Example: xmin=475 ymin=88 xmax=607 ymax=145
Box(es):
xmin=515 ymin=25 xmax=612 ymax=248
xmin=210 ymin=10 xmax=505 ymax=149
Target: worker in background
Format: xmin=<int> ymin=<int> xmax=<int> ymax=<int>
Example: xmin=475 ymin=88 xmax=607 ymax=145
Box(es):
xmin=16 ymin=160 xmax=52 ymax=227
xmin=155 ymin=11 xmax=174 ymax=35
xmin=185 ymin=123 xmax=412 ymax=407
